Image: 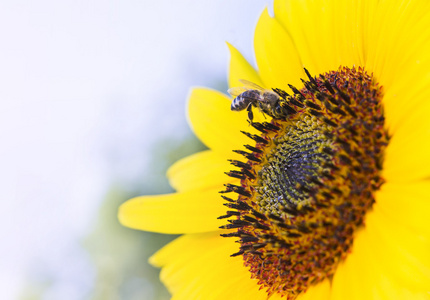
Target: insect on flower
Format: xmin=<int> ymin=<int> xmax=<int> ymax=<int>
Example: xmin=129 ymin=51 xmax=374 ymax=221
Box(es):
xmin=228 ymin=79 xmax=296 ymax=122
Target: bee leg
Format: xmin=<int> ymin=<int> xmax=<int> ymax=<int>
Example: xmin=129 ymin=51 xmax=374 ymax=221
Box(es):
xmin=247 ymin=105 xmax=254 ymax=123
xmin=257 ymin=102 xmax=267 ymax=119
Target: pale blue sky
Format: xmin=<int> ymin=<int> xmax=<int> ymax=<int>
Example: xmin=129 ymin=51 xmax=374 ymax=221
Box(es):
xmin=0 ymin=0 xmax=272 ymax=299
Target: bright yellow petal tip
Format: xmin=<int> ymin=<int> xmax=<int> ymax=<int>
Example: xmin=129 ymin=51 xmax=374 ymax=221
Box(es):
xmin=254 ymin=8 xmax=303 ymax=89
xmin=118 ymin=188 xmax=227 ymax=234
xmin=226 ymin=42 xmax=263 ymax=89
xmin=167 ymin=150 xmax=232 ymax=192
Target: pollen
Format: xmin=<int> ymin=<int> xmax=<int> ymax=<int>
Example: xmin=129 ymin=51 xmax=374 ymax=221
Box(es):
xmin=219 ymin=66 xmax=389 ymax=299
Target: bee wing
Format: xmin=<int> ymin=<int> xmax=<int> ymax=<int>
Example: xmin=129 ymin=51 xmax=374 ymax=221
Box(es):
xmin=228 ymin=79 xmax=266 ymax=97
xmin=238 ymin=79 xmax=266 ymax=91
xmin=227 ymin=86 xmax=249 ymax=98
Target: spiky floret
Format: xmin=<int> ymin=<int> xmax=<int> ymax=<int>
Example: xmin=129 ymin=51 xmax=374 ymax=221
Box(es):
xmin=220 ymin=67 xmax=389 ymax=299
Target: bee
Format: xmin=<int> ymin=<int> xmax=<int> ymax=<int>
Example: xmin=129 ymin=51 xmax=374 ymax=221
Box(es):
xmin=228 ymin=80 xmax=291 ymax=122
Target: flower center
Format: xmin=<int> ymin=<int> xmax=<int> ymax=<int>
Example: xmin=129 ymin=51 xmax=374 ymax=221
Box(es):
xmin=219 ymin=67 xmax=389 ymax=299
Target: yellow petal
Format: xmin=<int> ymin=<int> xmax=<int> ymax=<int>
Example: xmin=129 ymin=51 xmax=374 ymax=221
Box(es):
xmin=167 ymin=150 xmax=232 ymax=192
xmin=332 ymin=219 xmax=430 ymax=300
xmin=273 ymin=0 xmax=318 ymax=72
xmin=152 ymin=232 xmax=332 ymax=300
xmin=365 ymin=0 xmax=430 ymax=90
xmin=382 ymin=101 xmax=430 ymax=182
xmin=297 ymin=278 xmax=331 ymax=300
xmin=225 ymin=43 xmax=267 ymax=124
xmin=187 ymin=88 xmax=261 ymax=154
xmin=383 ymin=69 xmax=430 ymax=134
xmin=376 ymin=276 xmax=430 ymax=300
xmin=274 ymin=0 xmax=366 ymax=75
xmin=375 ymin=181 xmax=430 ymax=236
xmin=118 ymin=186 xmax=233 ymax=234
xmin=366 ymin=0 xmax=430 ymax=131
xmin=150 ymin=232 xmax=272 ymax=300
xmin=331 ymin=230 xmax=378 ymax=300
xmin=330 ymin=256 xmax=354 ymax=300
xmin=227 ymin=42 xmax=263 ymax=89
xmin=254 ymin=8 xmax=304 ymax=89
xmin=366 ymin=203 xmax=430 ymax=291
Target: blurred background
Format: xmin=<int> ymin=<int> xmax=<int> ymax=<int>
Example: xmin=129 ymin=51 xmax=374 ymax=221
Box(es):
xmin=0 ymin=1 xmax=273 ymax=299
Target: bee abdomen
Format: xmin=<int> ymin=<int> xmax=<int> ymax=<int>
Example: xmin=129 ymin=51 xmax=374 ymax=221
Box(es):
xmin=231 ymin=90 xmax=261 ymax=111
xmin=231 ymin=96 xmax=251 ymax=111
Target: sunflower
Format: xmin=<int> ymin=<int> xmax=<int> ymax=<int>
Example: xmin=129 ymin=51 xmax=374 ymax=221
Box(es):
xmin=119 ymin=0 xmax=430 ymax=299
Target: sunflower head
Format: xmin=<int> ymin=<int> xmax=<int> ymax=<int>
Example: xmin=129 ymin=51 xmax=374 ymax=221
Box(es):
xmin=220 ymin=66 xmax=389 ymax=297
